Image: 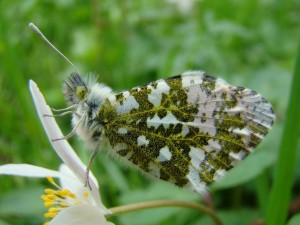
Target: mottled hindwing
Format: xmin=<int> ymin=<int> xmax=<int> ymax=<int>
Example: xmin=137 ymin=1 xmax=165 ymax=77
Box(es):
xmin=97 ymin=71 xmax=275 ymax=193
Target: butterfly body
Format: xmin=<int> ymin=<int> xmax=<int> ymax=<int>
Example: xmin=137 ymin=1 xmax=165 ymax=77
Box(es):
xmin=63 ymin=71 xmax=275 ymax=194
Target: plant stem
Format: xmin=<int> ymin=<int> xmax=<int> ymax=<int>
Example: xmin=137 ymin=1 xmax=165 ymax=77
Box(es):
xmin=108 ymin=200 xmax=223 ymax=225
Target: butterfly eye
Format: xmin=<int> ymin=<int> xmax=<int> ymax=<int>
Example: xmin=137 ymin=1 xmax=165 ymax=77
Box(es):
xmin=76 ymin=86 xmax=88 ymax=100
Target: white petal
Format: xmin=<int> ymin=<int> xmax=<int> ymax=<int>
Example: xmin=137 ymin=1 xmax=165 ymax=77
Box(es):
xmin=0 ymin=164 xmax=70 ymax=179
xmin=59 ymin=164 xmax=87 ymax=194
xmin=58 ymin=164 xmax=108 ymax=214
xmin=29 ymin=80 xmax=99 ymax=190
xmin=29 ymin=81 xmax=109 ymax=214
xmin=49 ymin=204 xmax=114 ymax=225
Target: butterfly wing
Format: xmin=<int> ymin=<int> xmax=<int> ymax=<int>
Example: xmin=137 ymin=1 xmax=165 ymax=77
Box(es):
xmin=97 ymin=71 xmax=275 ymax=193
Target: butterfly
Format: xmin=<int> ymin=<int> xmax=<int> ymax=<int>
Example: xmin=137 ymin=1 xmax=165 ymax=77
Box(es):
xmin=62 ymin=70 xmax=275 ymax=193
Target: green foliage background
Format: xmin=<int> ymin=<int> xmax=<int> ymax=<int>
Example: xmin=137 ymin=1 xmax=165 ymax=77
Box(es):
xmin=0 ymin=0 xmax=299 ymax=225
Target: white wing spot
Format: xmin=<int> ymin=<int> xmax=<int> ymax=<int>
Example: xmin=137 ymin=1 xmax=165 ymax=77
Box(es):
xmin=147 ymin=81 xmax=170 ymax=106
xmin=186 ymin=165 xmax=207 ymax=194
xmin=232 ymin=128 xmax=251 ymax=137
xmin=211 ymin=78 xmax=230 ymax=93
xmin=137 ymin=135 xmax=150 ymax=146
xmin=181 ymin=71 xmax=205 ymax=87
xmin=205 ymin=139 xmax=221 ymax=153
xmin=229 ymin=151 xmax=247 ymax=161
xmin=213 ymin=169 xmax=226 ymax=181
xmin=147 ymin=112 xmax=179 ymax=129
xmin=118 ymin=127 xmax=128 ymax=134
xmin=116 ymin=95 xmax=139 ymax=114
xmin=181 ymin=125 xmax=190 ymax=136
xmin=189 ymin=147 xmax=206 ymax=170
xmin=225 ymin=106 xmax=245 ymax=114
xmin=157 ymin=146 xmax=172 ymax=162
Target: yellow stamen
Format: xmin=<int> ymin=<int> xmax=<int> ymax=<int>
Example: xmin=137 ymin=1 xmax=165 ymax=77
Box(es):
xmin=42 ymin=176 xmax=91 ymax=224
xmin=56 ymin=190 xmax=65 ymax=197
xmin=44 ymin=212 xmax=56 ymax=218
xmin=45 ymin=189 xmax=55 ymax=194
xmin=44 ymin=202 xmax=55 ymax=207
xmin=61 ymin=189 xmax=71 ymax=196
xmin=60 ymin=202 xmax=69 ymax=207
xmin=46 ymin=176 xmax=60 ymax=189
xmin=68 ymin=192 xmax=76 ymax=198
xmin=46 ymin=194 xmax=56 ymax=200
xmin=46 ymin=176 xmax=56 ymax=185
xmin=49 ymin=207 xmax=60 ymax=213
xmin=41 ymin=195 xmax=48 ymax=201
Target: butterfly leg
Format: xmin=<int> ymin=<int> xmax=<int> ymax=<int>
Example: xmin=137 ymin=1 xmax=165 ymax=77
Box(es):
xmin=84 ymin=144 xmax=101 ymax=190
xmin=43 ymin=105 xmax=76 ymax=117
xmin=52 ymin=114 xmax=85 ymax=141
xmin=51 ymin=105 xmax=76 ymax=112
xmin=43 ymin=111 xmax=74 ymax=117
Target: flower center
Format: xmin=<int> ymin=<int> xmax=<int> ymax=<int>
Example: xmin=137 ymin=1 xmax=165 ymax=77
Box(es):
xmin=41 ymin=176 xmax=90 ymax=225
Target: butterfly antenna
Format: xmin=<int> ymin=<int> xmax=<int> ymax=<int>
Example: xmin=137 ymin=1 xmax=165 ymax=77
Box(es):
xmin=29 ymin=23 xmax=80 ymax=74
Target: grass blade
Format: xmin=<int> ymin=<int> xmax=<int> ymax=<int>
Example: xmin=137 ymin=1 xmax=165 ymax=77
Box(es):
xmin=266 ymin=38 xmax=300 ymax=225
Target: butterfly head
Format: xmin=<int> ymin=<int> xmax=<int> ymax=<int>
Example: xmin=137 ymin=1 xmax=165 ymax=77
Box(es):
xmin=63 ymin=72 xmax=114 ymax=110
xmin=63 ymin=73 xmax=89 ymax=105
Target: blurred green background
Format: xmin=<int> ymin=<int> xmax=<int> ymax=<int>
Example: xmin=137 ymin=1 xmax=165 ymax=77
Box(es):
xmin=0 ymin=0 xmax=299 ymax=225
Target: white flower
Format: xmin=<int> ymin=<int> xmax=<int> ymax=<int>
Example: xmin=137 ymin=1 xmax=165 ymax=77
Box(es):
xmin=0 ymin=80 xmax=113 ymax=225
xmin=166 ymin=0 xmax=195 ymax=13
